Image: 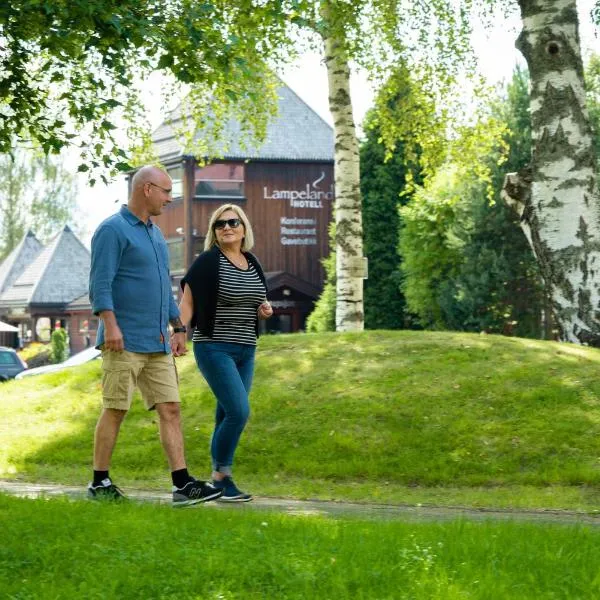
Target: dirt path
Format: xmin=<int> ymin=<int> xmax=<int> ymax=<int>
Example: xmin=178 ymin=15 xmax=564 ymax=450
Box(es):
xmin=2 ymin=479 xmax=600 ymax=526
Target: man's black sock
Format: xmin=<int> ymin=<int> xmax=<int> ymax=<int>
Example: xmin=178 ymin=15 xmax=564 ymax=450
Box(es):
xmin=93 ymin=470 xmax=109 ymax=486
xmin=172 ymin=468 xmax=193 ymax=489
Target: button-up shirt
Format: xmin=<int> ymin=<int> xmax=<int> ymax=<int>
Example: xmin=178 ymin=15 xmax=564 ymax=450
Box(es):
xmin=89 ymin=205 xmax=178 ymax=353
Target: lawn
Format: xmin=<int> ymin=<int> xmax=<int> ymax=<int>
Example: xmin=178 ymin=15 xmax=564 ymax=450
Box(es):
xmin=3 ymin=330 xmax=600 ymax=511
xmin=2 ymin=493 xmax=600 ymax=599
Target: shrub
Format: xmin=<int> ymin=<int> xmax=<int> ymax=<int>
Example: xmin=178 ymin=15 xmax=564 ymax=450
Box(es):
xmin=50 ymin=328 xmax=68 ymax=364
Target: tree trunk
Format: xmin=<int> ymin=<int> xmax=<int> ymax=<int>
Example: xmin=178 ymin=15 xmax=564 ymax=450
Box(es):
xmin=502 ymin=0 xmax=600 ymax=345
xmin=321 ymin=7 xmax=365 ymax=331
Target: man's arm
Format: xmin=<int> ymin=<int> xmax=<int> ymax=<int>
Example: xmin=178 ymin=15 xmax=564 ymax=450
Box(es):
xmin=89 ymin=225 xmax=123 ymax=351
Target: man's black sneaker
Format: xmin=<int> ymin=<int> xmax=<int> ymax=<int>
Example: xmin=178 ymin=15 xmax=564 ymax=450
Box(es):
xmin=172 ymin=479 xmax=222 ymax=507
xmin=213 ymin=477 xmax=253 ymax=503
xmin=87 ymin=478 xmax=126 ymax=501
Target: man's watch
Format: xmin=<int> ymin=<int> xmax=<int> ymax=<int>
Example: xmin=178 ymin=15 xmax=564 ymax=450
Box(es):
xmin=172 ymin=326 xmax=187 ymax=334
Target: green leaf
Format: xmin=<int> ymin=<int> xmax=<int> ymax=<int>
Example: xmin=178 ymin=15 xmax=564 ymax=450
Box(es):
xmin=157 ymin=53 xmax=173 ymax=69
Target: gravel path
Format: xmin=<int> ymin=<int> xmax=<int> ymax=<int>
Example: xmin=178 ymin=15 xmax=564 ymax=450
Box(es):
xmin=2 ymin=480 xmax=600 ymax=526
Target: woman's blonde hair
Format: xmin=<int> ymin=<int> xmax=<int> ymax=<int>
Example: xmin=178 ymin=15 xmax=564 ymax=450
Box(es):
xmin=204 ymin=203 xmax=254 ymax=252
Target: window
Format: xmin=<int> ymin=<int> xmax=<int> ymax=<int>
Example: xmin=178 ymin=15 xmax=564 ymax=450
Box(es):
xmin=167 ymin=166 xmax=184 ymax=199
xmin=0 ymin=350 xmax=18 ymax=365
xmin=166 ymin=238 xmax=185 ymax=272
xmin=195 ymin=164 xmax=244 ymax=199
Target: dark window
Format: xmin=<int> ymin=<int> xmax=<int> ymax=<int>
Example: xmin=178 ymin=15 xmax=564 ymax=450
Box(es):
xmin=195 ymin=164 xmax=244 ymax=199
xmin=265 ymin=314 xmax=293 ymax=334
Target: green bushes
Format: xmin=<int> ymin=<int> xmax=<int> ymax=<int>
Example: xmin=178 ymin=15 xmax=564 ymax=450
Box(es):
xmin=50 ymin=327 xmax=68 ymax=364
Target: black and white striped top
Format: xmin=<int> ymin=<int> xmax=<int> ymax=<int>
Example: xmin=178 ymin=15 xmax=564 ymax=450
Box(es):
xmin=193 ymin=252 xmax=266 ymax=346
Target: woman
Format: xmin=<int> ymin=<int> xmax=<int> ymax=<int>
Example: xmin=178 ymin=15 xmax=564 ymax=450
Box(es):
xmin=174 ymin=204 xmax=273 ymax=502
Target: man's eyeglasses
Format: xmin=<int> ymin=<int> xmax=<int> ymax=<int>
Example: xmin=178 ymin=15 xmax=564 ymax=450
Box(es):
xmin=214 ymin=218 xmax=242 ymax=230
xmin=148 ymin=182 xmax=172 ymax=196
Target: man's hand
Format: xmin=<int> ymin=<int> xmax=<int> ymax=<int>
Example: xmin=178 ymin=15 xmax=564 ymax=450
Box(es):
xmin=258 ymin=300 xmax=273 ymax=319
xmin=100 ymin=311 xmax=124 ymax=352
xmin=171 ymin=332 xmax=188 ymax=357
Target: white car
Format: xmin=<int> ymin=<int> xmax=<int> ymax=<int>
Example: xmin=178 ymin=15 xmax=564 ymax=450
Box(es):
xmin=15 ymin=347 xmax=101 ymax=379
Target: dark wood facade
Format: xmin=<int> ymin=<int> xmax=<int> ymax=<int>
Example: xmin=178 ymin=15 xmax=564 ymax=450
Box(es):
xmin=152 ymin=158 xmax=335 ymax=332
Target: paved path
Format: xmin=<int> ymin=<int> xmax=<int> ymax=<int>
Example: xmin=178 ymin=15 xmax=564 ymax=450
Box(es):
xmin=2 ymin=480 xmax=600 ymax=526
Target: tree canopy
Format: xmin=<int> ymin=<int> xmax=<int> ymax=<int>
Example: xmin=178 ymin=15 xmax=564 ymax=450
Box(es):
xmin=0 ymin=1 xmax=303 ymax=177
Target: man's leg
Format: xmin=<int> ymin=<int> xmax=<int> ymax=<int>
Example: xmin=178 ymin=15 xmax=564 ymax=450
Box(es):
xmin=155 ymin=402 xmax=186 ymax=471
xmin=139 ymin=353 xmax=221 ymax=506
xmin=93 ymin=408 xmax=127 ymax=470
xmin=88 ymin=349 xmax=136 ymax=500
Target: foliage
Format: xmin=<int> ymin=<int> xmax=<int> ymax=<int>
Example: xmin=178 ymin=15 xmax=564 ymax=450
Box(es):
xmin=6 ymin=331 xmax=600 ymax=511
xmin=587 ymin=54 xmax=600 ymax=180
xmin=360 ymin=89 xmax=420 ymax=330
xmin=18 ymin=342 xmax=51 ymax=369
xmin=4 ymin=495 xmax=600 ymax=599
xmin=0 ymin=1 xmax=304 ymax=176
xmin=400 ymin=68 xmax=545 ymax=337
xmin=0 ymin=146 xmax=79 ymax=259
xmin=49 ymin=328 xmax=68 ymax=364
xmin=306 ymin=223 xmax=336 ymax=332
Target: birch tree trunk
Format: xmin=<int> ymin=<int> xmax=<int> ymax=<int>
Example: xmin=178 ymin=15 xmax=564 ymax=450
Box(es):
xmin=321 ymin=5 xmax=365 ymax=331
xmin=502 ymin=0 xmax=600 ymax=345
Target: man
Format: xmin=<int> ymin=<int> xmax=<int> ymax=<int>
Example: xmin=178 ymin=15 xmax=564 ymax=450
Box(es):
xmin=88 ymin=165 xmax=221 ymax=507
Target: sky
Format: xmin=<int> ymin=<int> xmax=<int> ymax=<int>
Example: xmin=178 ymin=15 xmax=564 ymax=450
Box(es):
xmin=75 ymin=1 xmax=598 ymax=245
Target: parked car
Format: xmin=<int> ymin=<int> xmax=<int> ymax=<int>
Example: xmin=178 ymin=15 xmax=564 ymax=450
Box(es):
xmin=14 ymin=346 xmax=101 ymax=379
xmin=0 ymin=346 xmax=28 ymax=381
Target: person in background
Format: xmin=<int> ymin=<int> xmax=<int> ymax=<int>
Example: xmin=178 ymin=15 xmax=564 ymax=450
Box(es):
xmin=173 ymin=203 xmax=273 ymax=502
xmin=88 ymin=165 xmax=221 ymax=507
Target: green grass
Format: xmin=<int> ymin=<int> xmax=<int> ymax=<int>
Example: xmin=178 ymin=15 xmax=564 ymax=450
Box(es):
xmin=3 ymin=330 xmax=600 ymax=510
xmin=2 ymin=493 xmax=600 ymax=599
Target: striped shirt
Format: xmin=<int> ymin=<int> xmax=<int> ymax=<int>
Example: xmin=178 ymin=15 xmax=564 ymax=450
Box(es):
xmin=193 ymin=252 xmax=266 ymax=346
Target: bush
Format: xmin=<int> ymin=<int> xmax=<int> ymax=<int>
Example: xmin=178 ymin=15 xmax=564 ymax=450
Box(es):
xmin=50 ymin=328 xmax=68 ymax=364
xmin=18 ymin=342 xmax=52 ymax=368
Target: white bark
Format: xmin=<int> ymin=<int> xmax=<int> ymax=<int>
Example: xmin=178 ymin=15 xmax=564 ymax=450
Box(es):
xmin=322 ymin=9 xmax=365 ymax=332
xmin=502 ymin=0 xmax=600 ymax=345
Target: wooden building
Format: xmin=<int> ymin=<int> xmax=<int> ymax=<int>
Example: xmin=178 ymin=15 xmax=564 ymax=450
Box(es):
xmin=150 ymin=82 xmax=335 ymax=332
xmin=0 ymin=227 xmax=92 ymax=353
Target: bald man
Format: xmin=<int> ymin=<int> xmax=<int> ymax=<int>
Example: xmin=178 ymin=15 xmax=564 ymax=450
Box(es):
xmin=88 ymin=166 xmax=221 ymax=506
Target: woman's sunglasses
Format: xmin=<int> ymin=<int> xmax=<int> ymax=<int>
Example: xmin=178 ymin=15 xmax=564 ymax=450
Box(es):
xmin=214 ymin=218 xmax=242 ymax=230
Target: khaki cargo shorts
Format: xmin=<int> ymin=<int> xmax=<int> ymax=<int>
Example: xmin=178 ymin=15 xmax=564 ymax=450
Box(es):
xmin=101 ymin=349 xmax=180 ymax=411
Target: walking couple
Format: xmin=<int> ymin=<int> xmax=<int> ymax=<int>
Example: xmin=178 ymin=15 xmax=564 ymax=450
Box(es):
xmin=87 ymin=165 xmax=273 ymax=507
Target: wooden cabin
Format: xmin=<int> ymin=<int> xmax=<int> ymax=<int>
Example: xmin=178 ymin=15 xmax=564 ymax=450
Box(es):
xmin=150 ymin=82 xmax=335 ymax=332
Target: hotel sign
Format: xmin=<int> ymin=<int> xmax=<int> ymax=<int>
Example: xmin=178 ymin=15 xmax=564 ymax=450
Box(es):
xmin=263 ymin=172 xmax=334 ymax=209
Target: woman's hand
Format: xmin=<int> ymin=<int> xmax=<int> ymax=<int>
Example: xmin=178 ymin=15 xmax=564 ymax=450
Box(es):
xmin=258 ymin=300 xmax=273 ymax=319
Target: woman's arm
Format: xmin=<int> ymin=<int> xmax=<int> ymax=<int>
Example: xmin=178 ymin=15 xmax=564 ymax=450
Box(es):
xmin=179 ymin=283 xmax=194 ymax=327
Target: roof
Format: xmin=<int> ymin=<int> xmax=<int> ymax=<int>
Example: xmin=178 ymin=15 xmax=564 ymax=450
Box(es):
xmin=265 ymin=271 xmax=321 ymax=299
xmin=0 ymin=231 xmax=43 ymax=295
xmin=0 ymin=226 xmax=90 ymax=309
xmin=0 ymin=320 xmax=18 ymax=332
xmin=66 ymin=293 xmax=92 ymax=311
xmin=152 ymin=82 xmax=334 ymax=163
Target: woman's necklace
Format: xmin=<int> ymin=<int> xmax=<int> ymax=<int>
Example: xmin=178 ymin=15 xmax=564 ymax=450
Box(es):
xmin=222 ymin=249 xmax=245 ymax=267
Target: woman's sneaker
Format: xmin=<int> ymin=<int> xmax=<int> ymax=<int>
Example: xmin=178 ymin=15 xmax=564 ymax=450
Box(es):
xmin=172 ymin=479 xmax=222 ymax=507
xmin=213 ymin=477 xmax=253 ymax=502
xmin=87 ymin=478 xmax=126 ymax=501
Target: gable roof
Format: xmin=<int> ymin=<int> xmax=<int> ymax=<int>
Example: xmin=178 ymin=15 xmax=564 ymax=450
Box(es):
xmin=0 ymin=226 xmax=90 ymax=308
xmin=265 ymin=271 xmax=321 ymax=299
xmin=152 ymin=82 xmax=334 ymax=163
xmin=0 ymin=231 xmax=43 ymax=295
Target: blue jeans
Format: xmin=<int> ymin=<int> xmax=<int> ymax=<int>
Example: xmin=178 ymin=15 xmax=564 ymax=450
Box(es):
xmin=193 ymin=342 xmax=256 ymax=475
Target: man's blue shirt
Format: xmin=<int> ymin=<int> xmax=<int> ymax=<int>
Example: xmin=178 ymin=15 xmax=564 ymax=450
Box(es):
xmin=89 ymin=205 xmax=179 ymax=353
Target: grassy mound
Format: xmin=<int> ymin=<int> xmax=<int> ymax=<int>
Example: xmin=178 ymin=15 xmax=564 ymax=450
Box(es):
xmin=3 ymin=331 xmax=600 ymax=510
